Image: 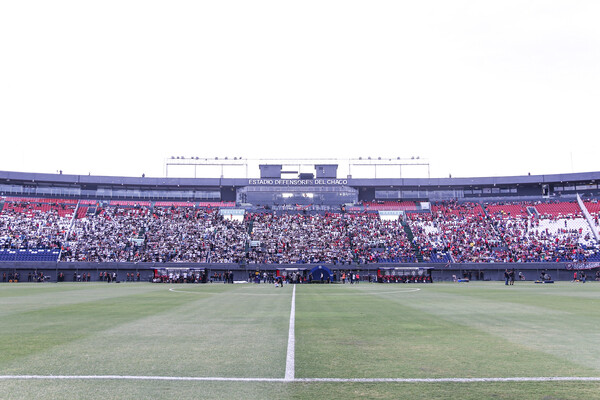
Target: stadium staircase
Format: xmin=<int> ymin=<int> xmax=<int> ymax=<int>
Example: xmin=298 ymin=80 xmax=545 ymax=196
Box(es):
xmin=577 ymin=194 xmax=600 ymax=243
xmin=401 ymin=220 xmax=423 ymax=263
xmin=0 ymin=198 xmax=4 ymax=213
xmin=244 ymin=220 xmax=254 ymax=260
xmin=59 ymin=200 xmax=82 ymax=262
xmin=482 ymin=205 xmax=515 ymax=261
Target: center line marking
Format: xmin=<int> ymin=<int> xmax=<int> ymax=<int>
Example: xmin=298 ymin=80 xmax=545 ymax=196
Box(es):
xmin=284 ymin=284 xmax=296 ymax=382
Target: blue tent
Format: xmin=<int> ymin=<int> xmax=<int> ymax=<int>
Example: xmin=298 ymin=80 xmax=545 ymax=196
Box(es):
xmin=309 ymin=265 xmax=332 ymax=282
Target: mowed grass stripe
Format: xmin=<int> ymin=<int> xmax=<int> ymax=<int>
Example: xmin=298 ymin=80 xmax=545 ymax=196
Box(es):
xmin=1 ymin=284 xmax=293 ymax=378
xmin=0 ymin=284 xmax=202 ymax=368
xmin=79 ymin=284 xmax=292 ymax=378
xmin=4 ymin=283 xmax=600 ymax=399
xmin=430 ymin=281 xmax=600 ymax=315
xmin=3 ymin=379 xmax=600 ymax=400
xmin=390 ymin=282 xmax=600 ymax=372
xmin=5 ymin=375 xmax=600 ymax=382
xmin=294 ymin=284 xmax=596 ymax=379
xmin=0 ymin=283 xmax=166 ymax=318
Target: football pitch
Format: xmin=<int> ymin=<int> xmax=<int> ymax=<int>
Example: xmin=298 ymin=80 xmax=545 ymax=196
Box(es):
xmin=2 ymin=281 xmax=600 ymax=399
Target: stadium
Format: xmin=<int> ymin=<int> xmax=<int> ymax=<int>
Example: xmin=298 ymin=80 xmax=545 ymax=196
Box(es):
xmin=2 ymin=162 xmax=600 ymax=399
xmin=2 ymin=0 xmax=600 ymax=397
xmin=1 ymin=162 xmax=599 ymax=283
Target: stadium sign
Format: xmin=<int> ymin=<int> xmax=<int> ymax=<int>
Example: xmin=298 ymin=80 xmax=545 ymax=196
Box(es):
xmin=248 ymin=179 xmax=348 ymax=186
xmin=566 ymin=262 xmax=600 ymax=270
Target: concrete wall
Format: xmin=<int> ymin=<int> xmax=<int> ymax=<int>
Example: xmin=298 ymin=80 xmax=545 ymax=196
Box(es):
xmin=1 ymin=261 xmax=595 ymax=283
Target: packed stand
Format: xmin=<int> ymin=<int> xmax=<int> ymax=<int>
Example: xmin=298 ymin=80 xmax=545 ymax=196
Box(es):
xmin=246 ymin=212 xmax=415 ymax=264
xmin=425 ymin=201 xmax=503 ymax=263
xmin=246 ymin=212 xmax=353 ymax=264
xmin=0 ymin=198 xmax=73 ymax=255
xmin=3 ymin=196 xmax=600 ymax=265
xmin=346 ymin=213 xmax=415 ymax=263
xmin=60 ymin=205 xmax=247 ymax=263
xmin=414 ymin=200 xmax=600 ymax=263
xmin=406 ymin=212 xmax=452 ymax=263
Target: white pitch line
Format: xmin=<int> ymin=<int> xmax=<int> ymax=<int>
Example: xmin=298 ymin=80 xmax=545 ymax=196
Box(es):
xmin=2 ymin=375 xmax=600 ymax=383
xmin=294 ymin=377 xmax=600 ymax=383
xmin=284 ymin=284 xmax=296 ymax=381
xmin=0 ymin=375 xmax=285 ymax=382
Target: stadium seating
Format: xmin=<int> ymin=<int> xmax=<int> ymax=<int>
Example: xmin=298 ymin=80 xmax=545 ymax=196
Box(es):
xmin=584 ymin=201 xmax=600 ymax=218
xmin=1 ymin=196 xmax=599 ymax=264
xmin=0 ymin=198 xmax=72 ymax=261
xmin=485 ymin=203 xmax=529 ymax=218
xmin=363 ymin=201 xmax=418 ymax=211
xmin=534 ymin=201 xmax=582 ymax=218
xmin=154 ymin=201 xmax=195 ymax=207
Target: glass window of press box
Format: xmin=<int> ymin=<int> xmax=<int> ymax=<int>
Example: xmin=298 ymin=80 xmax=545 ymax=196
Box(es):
xmin=237 ymin=186 xmax=358 ymax=205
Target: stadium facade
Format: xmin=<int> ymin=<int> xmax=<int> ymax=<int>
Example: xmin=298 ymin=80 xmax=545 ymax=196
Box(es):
xmin=1 ymin=165 xmax=600 ymax=283
xmin=1 ymin=167 xmax=599 ymax=204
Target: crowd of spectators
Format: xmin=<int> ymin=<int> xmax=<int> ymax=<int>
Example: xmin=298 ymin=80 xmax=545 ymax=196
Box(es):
xmin=1 ymin=197 xmax=599 ymax=264
xmin=246 ymin=212 xmax=352 ymax=264
xmin=410 ymin=201 xmax=503 ymax=263
xmin=407 ymin=212 xmax=452 ymax=263
xmin=0 ymin=201 xmax=72 ymax=250
xmin=410 ymin=200 xmax=600 ymax=263
xmin=61 ymin=206 xmax=247 ymax=263
xmin=246 ymin=212 xmax=415 ymax=264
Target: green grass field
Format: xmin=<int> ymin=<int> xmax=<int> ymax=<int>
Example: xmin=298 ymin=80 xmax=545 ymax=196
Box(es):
xmin=2 ymin=281 xmax=600 ymax=399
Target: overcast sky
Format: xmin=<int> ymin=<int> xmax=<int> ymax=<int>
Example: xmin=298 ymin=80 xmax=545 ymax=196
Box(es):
xmin=1 ymin=1 xmax=598 ymax=179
